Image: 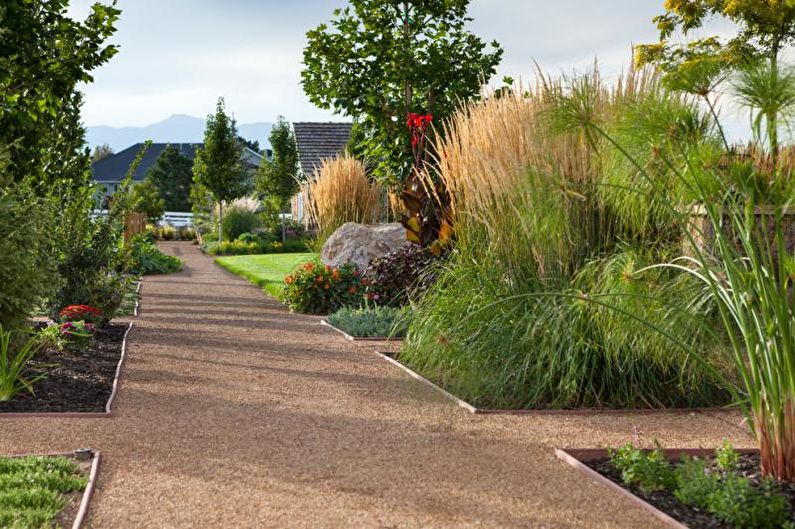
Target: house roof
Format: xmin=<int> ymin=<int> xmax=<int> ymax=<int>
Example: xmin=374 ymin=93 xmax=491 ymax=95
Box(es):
xmin=91 ymin=142 xmax=264 ymax=183
xmin=292 ymin=122 xmax=353 ymax=176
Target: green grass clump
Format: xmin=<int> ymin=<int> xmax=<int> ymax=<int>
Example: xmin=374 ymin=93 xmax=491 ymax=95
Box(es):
xmin=327 ymin=306 xmax=409 ymax=338
xmin=0 ymin=455 xmax=88 ymax=529
xmin=214 ymin=253 xmax=315 ymax=297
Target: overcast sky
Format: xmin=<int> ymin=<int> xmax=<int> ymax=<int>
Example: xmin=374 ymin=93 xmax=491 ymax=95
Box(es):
xmin=66 ymin=1 xmax=737 ymax=129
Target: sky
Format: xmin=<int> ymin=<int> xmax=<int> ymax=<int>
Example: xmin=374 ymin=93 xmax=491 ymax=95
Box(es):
xmin=66 ymin=0 xmax=738 ymax=129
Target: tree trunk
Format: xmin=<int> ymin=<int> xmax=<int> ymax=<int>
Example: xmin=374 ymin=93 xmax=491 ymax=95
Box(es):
xmin=218 ymin=201 xmax=224 ymax=242
xmin=281 ymin=198 xmax=287 ymax=243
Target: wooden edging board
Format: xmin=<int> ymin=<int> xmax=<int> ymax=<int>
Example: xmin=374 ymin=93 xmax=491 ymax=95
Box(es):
xmin=0 ymin=321 xmax=134 ymax=418
xmin=374 ymin=351 xmax=739 ymax=417
xmin=320 ymin=319 xmax=405 ymax=343
xmin=555 ymin=447 xmax=757 ymax=529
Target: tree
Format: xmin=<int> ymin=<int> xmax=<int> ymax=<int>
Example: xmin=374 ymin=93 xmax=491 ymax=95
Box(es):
xmin=91 ymin=144 xmax=114 ymax=162
xmin=255 ymin=117 xmax=299 ymax=242
xmin=302 ymin=0 xmax=503 ymax=186
xmin=147 ymin=145 xmax=193 ymax=212
xmin=240 ymin=137 xmax=261 ymax=154
xmin=192 ymin=98 xmax=249 ymax=242
xmin=130 ymin=178 xmax=165 ymax=223
xmin=0 ymin=0 xmax=120 ymax=185
xmin=636 ymin=0 xmax=795 ymax=159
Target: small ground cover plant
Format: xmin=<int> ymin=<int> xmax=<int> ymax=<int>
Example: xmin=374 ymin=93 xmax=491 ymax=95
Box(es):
xmin=0 ymin=455 xmax=88 ymax=529
xmin=58 ymin=321 xmax=96 ymax=351
xmin=327 ymin=305 xmax=409 ymax=338
xmin=607 ymin=443 xmax=793 ymax=528
xmin=282 ymin=260 xmax=364 ymax=314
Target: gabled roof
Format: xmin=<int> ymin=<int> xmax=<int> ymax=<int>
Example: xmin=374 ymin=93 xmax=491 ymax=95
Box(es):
xmin=292 ymin=122 xmax=353 ymax=176
xmin=91 ymin=142 xmax=264 ymax=182
xmin=91 ymin=143 xmax=200 ymax=182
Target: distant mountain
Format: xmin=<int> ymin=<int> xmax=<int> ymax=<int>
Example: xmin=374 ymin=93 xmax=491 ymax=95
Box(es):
xmin=86 ymin=114 xmax=273 ymax=153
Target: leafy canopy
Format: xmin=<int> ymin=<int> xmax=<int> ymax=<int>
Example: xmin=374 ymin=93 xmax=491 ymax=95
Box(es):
xmin=256 ymin=117 xmax=298 ymax=207
xmin=147 ymin=145 xmax=194 ymax=212
xmin=302 ymin=0 xmax=502 ymax=186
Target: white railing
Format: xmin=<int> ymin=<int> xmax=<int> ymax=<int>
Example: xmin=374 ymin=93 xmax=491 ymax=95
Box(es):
xmin=160 ymin=212 xmax=194 ymax=227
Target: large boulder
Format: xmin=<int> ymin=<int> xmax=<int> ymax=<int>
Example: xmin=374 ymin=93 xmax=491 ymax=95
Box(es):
xmin=321 ymin=222 xmax=409 ymax=271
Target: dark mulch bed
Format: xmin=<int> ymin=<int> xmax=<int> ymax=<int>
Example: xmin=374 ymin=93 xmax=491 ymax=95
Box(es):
xmin=587 ymin=453 xmax=795 ymax=528
xmin=0 ymin=324 xmax=127 ymax=413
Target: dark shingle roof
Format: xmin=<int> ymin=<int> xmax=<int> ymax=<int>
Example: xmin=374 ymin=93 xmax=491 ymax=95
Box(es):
xmin=292 ymin=122 xmax=353 ymax=176
xmin=91 ymin=143 xmax=200 ymax=182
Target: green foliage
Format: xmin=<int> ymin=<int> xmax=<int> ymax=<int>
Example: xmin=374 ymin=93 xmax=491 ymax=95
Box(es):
xmin=91 ymin=143 xmax=114 ymax=163
xmin=282 ymin=260 xmax=364 ymax=314
xmin=0 ymin=0 xmax=120 ymax=186
xmin=716 ymin=440 xmax=741 ymax=473
xmin=302 ymin=0 xmax=503 ymax=185
xmin=222 ymin=207 xmax=261 ymax=242
xmin=0 ymin=455 xmax=88 ymax=529
xmin=0 ymin=325 xmax=46 ymax=402
xmin=610 ymin=443 xmax=676 ymax=492
xmin=256 ymin=116 xmax=299 ymax=241
xmin=327 ymin=305 xmax=409 ymax=338
xmin=192 ymin=98 xmax=250 ymax=241
xmin=126 ymin=235 xmax=182 ymax=275
xmin=207 ymin=239 xmax=308 ymax=257
xmin=146 ymin=145 xmax=194 ymax=212
xmin=0 ymin=165 xmax=58 ymax=329
xmin=130 ymin=178 xmax=166 ymax=223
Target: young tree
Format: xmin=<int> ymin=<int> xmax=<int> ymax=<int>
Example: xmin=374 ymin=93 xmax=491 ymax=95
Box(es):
xmin=302 ymin=0 xmax=503 ymax=186
xmin=91 ymin=144 xmax=114 ymax=162
xmin=192 ymin=98 xmax=249 ymax=242
xmin=147 ymin=145 xmax=194 ymax=212
xmin=255 ymin=117 xmax=299 ymax=242
xmin=130 ymin=178 xmax=165 ymax=223
xmin=636 ymin=0 xmax=795 ymax=158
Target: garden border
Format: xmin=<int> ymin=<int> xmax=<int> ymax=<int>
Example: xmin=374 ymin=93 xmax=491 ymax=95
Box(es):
xmin=375 ymin=351 xmax=740 ymax=417
xmin=554 ymin=447 xmax=758 ymax=529
xmin=6 ymin=449 xmax=101 ymax=529
xmin=320 ymin=319 xmax=404 ymax=343
xmin=134 ymin=279 xmax=142 ymax=316
xmin=0 ymin=321 xmax=134 ymax=418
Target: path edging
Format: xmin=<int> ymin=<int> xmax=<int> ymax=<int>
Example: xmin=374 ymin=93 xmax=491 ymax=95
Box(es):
xmin=0 ymin=321 xmax=134 ymax=418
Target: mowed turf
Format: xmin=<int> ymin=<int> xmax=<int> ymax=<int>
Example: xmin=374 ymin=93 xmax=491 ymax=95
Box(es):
xmin=214 ymin=253 xmax=315 ymax=297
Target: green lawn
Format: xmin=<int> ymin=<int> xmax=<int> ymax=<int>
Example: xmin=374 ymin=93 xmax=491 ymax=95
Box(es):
xmin=0 ymin=455 xmax=88 ymax=529
xmin=214 ymin=253 xmax=315 ymax=297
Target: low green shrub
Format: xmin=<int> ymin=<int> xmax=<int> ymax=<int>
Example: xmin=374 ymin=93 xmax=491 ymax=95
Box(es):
xmin=238 ymin=231 xmax=275 ymax=245
xmin=327 ymin=305 xmax=409 ymax=338
xmin=613 ymin=443 xmax=794 ymax=529
xmin=223 ymin=207 xmax=261 ymax=242
xmin=126 ymin=235 xmax=183 ymax=275
xmin=207 ymin=239 xmax=309 ymax=256
xmin=0 ymin=325 xmax=46 ymax=402
xmin=282 ymin=260 xmax=364 ymax=314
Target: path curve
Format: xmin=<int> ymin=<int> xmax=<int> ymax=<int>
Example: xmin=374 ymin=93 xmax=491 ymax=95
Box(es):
xmin=0 ymin=242 xmax=750 ymax=528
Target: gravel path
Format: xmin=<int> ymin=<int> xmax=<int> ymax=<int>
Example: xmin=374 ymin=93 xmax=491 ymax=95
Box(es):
xmin=0 ymin=242 xmax=752 ymax=528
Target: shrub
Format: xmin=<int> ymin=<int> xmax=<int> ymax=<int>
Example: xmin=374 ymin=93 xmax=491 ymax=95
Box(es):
xmin=155 ymin=225 xmax=177 ymax=240
xmin=222 ymin=201 xmax=261 ymax=242
xmin=0 ymin=325 xmax=46 ymax=402
xmin=58 ymin=320 xmax=96 ymax=351
xmin=126 ymin=235 xmax=183 ymax=275
xmin=364 ymin=244 xmax=442 ymax=307
xmin=58 ymin=305 xmax=103 ymax=324
xmin=177 ymin=227 xmax=196 ymax=240
xmin=208 ymin=240 xmax=265 ymax=256
xmin=327 ymin=305 xmax=409 ymax=338
xmin=238 ymin=231 xmax=275 ymax=245
xmin=610 ymin=443 xmax=676 ymax=492
xmin=0 ymin=176 xmax=57 ymax=329
xmin=305 ymin=155 xmax=383 ymax=242
xmin=282 ymin=260 xmax=364 ymax=314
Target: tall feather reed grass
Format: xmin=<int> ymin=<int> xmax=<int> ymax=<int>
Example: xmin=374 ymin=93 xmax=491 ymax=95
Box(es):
xmin=306 ymin=154 xmax=383 ymax=243
xmin=401 ymin=69 xmax=731 ymax=409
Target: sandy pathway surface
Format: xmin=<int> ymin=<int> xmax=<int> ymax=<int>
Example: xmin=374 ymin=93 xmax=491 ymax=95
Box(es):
xmin=0 ymin=242 xmax=752 ymax=528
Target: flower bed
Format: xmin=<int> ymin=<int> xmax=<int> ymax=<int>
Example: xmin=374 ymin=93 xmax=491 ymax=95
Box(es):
xmin=323 ymin=306 xmax=408 ymax=340
xmin=557 ymin=446 xmax=792 ymax=529
xmin=0 ymin=323 xmax=131 ymax=414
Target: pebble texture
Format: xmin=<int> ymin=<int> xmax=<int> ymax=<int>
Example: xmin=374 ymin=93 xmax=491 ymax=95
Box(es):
xmin=0 ymin=242 xmax=753 ymax=528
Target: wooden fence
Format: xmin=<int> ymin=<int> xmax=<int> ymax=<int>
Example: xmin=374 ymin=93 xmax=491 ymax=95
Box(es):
xmin=124 ymin=212 xmax=147 ymax=242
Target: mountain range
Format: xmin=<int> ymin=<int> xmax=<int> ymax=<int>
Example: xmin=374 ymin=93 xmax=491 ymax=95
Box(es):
xmin=86 ymin=114 xmax=273 ymax=153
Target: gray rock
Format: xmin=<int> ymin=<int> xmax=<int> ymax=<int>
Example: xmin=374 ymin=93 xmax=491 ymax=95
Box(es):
xmin=321 ymin=222 xmax=409 ymax=271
